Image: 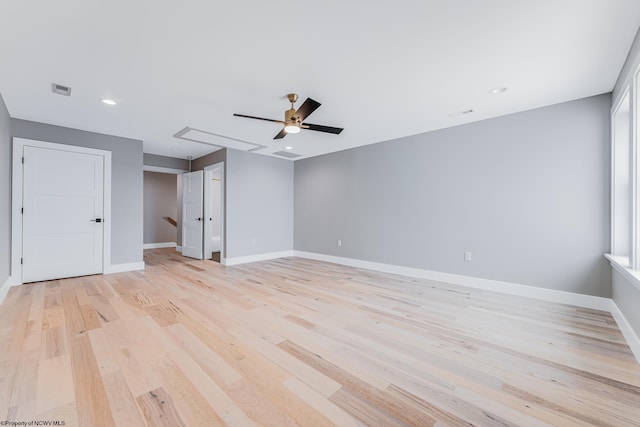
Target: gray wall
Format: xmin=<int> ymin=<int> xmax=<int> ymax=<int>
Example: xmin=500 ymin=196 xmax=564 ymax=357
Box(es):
xmin=226 ymin=149 xmax=293 ymax=258
xmin=295 ymin=94 xmax=611 ymax=297
xmin=0 ymin=94 xmax=10 ymax=285
xmin=143 ymin=171 xmax=177 ymax=244
xmin=11 ymin=119 xmax=143 ymax=265
xmin=144 ymin=153 xmax=189 ymax=171
xmin=192 ymin=149 xmax=225 ymax=172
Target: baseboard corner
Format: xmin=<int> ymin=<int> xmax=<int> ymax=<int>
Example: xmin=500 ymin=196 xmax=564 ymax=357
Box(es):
xmin=609 ymin=300 xmax=640 ymax=363
xmin=0 ymin=276 xmax=20 ymax=306
xmin=104 ymin=261 xmax=145 ymax=274
xmin=223 ymin=250 xmax=295 ymax=266
xmin=143 ymin=242 xmax=178 ymax=250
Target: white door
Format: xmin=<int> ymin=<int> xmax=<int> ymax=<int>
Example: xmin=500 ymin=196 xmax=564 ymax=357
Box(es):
xmin=22 ymin=146 xmax=104 ymax=282
xmin=182 ymin=170 xmax=204 ymax=259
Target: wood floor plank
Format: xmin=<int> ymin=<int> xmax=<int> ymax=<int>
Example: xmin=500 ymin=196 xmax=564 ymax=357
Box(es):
xmin=69 ymin=334 xmax=116 ymax=427
xmin=102 ymin=370 xmax=147 ymax=427
xmin=136 ymin=386 xmax=187 ymax=427
xmin=35 ymin=354 xmax=75 ymax=416
xmin=0 ymin=247 xmax=638 ymax=426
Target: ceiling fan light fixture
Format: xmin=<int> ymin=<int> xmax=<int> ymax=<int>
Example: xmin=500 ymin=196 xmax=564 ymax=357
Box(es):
xmin=284 ymin=124 xmax=301 ymax=134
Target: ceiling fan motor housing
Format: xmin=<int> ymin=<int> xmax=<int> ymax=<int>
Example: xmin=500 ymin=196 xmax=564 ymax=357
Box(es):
xmin=285 ymin=108 xmax=299 ymax=125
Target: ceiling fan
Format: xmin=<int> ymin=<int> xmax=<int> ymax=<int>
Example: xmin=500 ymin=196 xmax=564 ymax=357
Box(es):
xmin=234 ymin=93 xmax=344 ymax=140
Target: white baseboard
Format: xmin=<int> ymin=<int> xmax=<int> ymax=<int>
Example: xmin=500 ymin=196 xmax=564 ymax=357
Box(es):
xmin=293 ymin=251 xmax=611 ymax=311
xmin=608 ymin=300 xmax=640 ymax=364
xmin=222 ymin=250 xmax=295 ymax=266
xmin=104 ymin=261 xmax=145 ymax=274
xmin=143 ymin=242 xmax=177 ymax=250
xmin=0 ymin=276 xmax=20 ymax=306
xmin=293 ymin=251 xmax=640 ymax=362
xmin=176 ymin=246 xmax=183 ymax=253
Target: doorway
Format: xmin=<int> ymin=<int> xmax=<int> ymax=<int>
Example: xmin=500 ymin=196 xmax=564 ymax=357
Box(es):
xmin=12 ymin=138 xmax=112 ymax=283
xmin=204 ymin=163 xmax=224 ymax=263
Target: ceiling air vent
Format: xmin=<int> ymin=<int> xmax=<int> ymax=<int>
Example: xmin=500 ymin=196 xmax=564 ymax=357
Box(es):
xmin=51 ymin=83 xmax=72 ymax=96
xmin=272 ymin=150 xmax=302 ymax=159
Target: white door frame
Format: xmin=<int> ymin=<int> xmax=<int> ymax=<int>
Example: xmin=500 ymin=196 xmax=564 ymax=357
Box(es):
xmin=204 ymin=162 xmax=225 ymax=263
xmin=11 ymin=138 xmax=112 ymax=284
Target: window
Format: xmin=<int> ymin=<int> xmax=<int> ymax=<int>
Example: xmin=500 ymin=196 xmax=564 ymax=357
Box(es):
xmin=612 ymin=90 xmax=631 ymax=259
xmin=610 ymin=66 xmax=639 ymax=270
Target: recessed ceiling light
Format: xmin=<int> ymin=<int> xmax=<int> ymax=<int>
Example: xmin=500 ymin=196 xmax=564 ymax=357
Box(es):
xmin=489 ymin=87 xmax=508 ymax=94
xmin=285 ymin=146 xmax=293 ymax=150
xmin=102 ymin=99 xmax=116 ymax=105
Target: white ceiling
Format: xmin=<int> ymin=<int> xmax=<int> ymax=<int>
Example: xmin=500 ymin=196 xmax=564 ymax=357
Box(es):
xmin=1 ymin=1 xmax=639 ymax=161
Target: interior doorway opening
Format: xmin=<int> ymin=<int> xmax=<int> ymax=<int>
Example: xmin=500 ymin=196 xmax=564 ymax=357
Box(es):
xmin=204 ymin=163 xmax=224 ymax=263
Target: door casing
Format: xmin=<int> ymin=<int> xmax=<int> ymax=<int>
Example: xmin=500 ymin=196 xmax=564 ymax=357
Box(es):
xmin=11 ymin=138 xmax=112 ymax=284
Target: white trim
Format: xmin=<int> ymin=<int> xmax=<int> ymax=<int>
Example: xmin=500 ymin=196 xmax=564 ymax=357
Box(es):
xmin=204 ymin=162 xmax=225 ymax=261
xmin=294 ymin=251 xmax=640 ymax=361
xmin=222 ymin=250 xmax=294 ymax=266
xmin=611 ymin=87 xmax=632 ymax=261
xmin=608 ymin=299 xmax=640 ymax=364
xmin=104 ymin=262 xmax=145 ymax=274
xmin=0 ymin=276 xmax=20 ymax=306
xmin=143 ymin=165 xmax=187 ymax=174
xmin=632 ymin=65 xmax=640 ymax=268
xmin=143 ymin=242 xmax=177 ymax=249
xmin=605 ymin=253 xmax=640 ymax=291
xmin=176 ymin=246 xmax=183 ymax=253
xmin=294 ymin=251 xmax=612 ymax=310
xmin=11 ymin=138 xmax=112 ymax=285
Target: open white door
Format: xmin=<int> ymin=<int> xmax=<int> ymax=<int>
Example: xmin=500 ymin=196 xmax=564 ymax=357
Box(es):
xmin=182 ymin=170 xmax=204 ymax=259
xmin=22 ymin=145 xmax=104 ymax=282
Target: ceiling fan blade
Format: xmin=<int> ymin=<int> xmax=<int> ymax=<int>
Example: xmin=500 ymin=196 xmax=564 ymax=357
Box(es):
xmin=233 ymin=113 xmax=285 ymax=124
xmin=302 ymin=122 xmax=344 ymax=134
xmin=274 ymin=128 xmax=287 ymax=139
xmin=293 ymin=98 xmax=321 ymax=122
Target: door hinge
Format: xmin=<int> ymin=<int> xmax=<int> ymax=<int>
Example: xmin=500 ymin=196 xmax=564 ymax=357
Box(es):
xmin=22 ymin=157 xmax=24 ymax=164
xmin=21 ymin=207 xmax=23 ymax=214
xmin=21 ymin=258 xmax=23 ymax=265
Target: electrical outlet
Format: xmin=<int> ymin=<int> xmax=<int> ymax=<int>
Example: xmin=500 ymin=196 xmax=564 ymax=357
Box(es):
xmin=464 ymin=251 xmax=472 ymax=261
xmin=337 ymin=239 xmax=342 ymax=247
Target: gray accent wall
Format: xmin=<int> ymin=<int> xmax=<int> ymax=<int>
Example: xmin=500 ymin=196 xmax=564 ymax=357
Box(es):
xmin=226 ymin=149 xmax=293 ymax=258
xmin=11 ymin=119 xmax=144 ymax=265
xmin=0 ymin=94 xmax=11 ymax=285
xmin=192 ymin=149 xmax=225 ymax=172
xmin=295 ymin=94 xmax=611 ymax=297
xmin=144 ymin=153 xmax=189 ymax=171
xmin=143 ymin=171 xmax=177 ymax=244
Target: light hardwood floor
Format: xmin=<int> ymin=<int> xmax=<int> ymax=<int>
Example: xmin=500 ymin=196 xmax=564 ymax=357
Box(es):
xmin=1 ymin=248 xmax=639 ymax=426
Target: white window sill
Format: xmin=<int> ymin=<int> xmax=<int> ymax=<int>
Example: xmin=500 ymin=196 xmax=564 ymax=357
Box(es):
xmin=605 ymin=253 xmax=640 ymax=291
